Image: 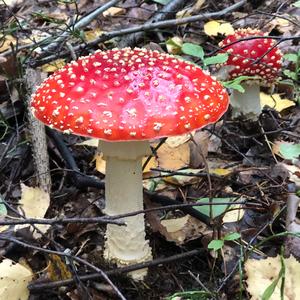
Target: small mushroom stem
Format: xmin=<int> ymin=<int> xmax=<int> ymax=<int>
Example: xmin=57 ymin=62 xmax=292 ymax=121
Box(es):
xmin=230 ymin=83 xmax=261 ymax=120
xmin=98 ymin=140 xmax=152 ymax=280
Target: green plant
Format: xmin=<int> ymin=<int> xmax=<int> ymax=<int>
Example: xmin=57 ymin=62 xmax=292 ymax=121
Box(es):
xmin=166 ymin=290 xmax=214 ymax=300
xmin=282 ymin=50 xmax=300 ymax=105
xmin=208 ymin=232 xmax=241 ymax=251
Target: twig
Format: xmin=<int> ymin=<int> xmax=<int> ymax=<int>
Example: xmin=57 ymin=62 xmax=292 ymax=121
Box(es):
xmin=120 ymin=0 xmax=187 ymax=47
xmin=0 ymin=235 xmax=127 ymax=300
xmin=31 ymin=0 xmax=247 ymax=67
xmin=0 ymin=216 xmax=124 ymax=226
xmin=28 ymin=249 xmax=205 ymax=291
xmin=40 ymin=0 xmax=123 ymax=55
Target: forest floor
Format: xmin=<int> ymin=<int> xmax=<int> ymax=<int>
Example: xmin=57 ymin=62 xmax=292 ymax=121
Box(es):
xmin=0 ymin=0 xmax=299 ymax=299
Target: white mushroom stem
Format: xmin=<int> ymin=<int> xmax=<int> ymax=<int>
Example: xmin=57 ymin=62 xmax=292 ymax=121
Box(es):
xmin=98 ymin=140 xmax=152 ymax=280
xmin=230 ymin=83 xmax=261 ymax=120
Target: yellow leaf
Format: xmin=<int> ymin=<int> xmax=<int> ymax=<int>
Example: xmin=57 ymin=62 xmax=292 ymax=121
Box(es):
xmin=260 ymin=92 xmax=295 ymax=112
xmin=210 ymin=168 xmax=232 ymax=176
xmin=0 ymin=259 xmax=33 ymax=300
xmin=218 ymin=23 xmax=235 ymax=35
xmin=102 ymin=7 xmax=125 ymax=17
xmin=0 ymin=35 xmax=16 ymax=53
xmin=204 ymin=20 xmax=234 ymax=36
xmin=84 ymin=28 xmax=104 ymax=42
xmin=17 ymin=184 xmax=50 ymax=236
xmin=76 ymin=138 xmax=99 ymax=147
xmin=245 ymin=256 xmax=300 ymax=300
xmin=41 ymin=59 xmax=66 ymax=73
xmin=47 ymin=254 xmax=72 ymax=281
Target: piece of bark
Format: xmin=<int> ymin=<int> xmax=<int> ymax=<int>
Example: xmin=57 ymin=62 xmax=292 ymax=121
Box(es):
xmin=25 ymin=68 xmax=51 ymax=192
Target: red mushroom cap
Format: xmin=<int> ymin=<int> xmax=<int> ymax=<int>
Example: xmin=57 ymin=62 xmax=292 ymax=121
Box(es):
xmin=31 ymin=48 xmax=229 ymax=141
xmin=219 ymin=28 xmax=282 ymax=83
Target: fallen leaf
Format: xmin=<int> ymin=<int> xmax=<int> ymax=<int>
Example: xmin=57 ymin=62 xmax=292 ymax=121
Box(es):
xmin=156 ymin=215 xmax=207 ymax=245
xmin=47 ymin=254 xmax=72 ymax=281
xmin=156 ymin=141 xmax=190 ymax=170
xmin=0 ymin=35 xmax=16 ymax=53
xmin=210 ymin=168 xmax=232 ymax=176
xmin=282 ymin=164 xmax=300 ymax=186
xmin=166 ymin=36 xmax=183 ymax=55
xmin=84 ymin=28 xmax=104 ymax=42
xmin=245 ymin=256 xmax=300 ymax=300
xmin=204 ymin=20 xmax=234 ymax=36
xmin=194 ymin=197 xmax=244 ymax=222
xmin=17 ymin=184 xmax=50 ymax=236
xmin=163 ymin=168 xmax=202 ymax=186
xmin=41 ymin=59 xmax=66 ymax=73
xmin=189 ymin=131 xmax=209 ymax=168
xmin=260 ymin=92 xmax=295 ymax=112
xmin=102 ymin=7 xmax=125 ymax=17
xmin=176 ymin=0 xmax=205 ymax=18
xmin=0 ymin=259 xmax=33 ymax=300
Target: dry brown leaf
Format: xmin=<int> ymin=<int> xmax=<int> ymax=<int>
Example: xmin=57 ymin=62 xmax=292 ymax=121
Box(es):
xmin=17 ymin=184 xmax=50 ymax=236
xmin=156 ymin=141 xmax=190 ymax=170
xmin=103 ymin=7 xmax=125 ymax=17
xmin=176 ymin=0 xmax=205 ymax=18
xmin=245 ymin=256 xmax=300 ymax=300
xmin=189 ymin=131 xmax=209 ymax=168
xmin=0 ymin=258 xmax=33 ymax=300
xmin=155 ymin=215 xmax=207 ymax=245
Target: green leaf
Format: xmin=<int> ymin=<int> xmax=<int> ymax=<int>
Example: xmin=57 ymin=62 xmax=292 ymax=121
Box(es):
xmin=152 ymin=0 xmax=171 ymax=5
xmin=0 ymin=197 xmax=7 ymax=216
xmin=279 ymin=143 xmax=300 ymax=160
xmin=293 ymin=0 xmax=300 ymax=7
xmin=283 ymin=70 xmax=297 ymax=80
xmin=283 ymin=53 xmax=298 ymax=62
xmin=223 ymin=82 xmax=245 ymax=93
xmin=193 ymin=197 xmax=234 ymax=218
xmin=208 ymin=239 xmax=224 ymax=251
xmin=203 ymin=53 xmax=228 ymax=65
xmin=223 ymin=232 xmax=241 ymax=241
xmin=182 ymin=43 xmax=204 ymax=59
xmin=167 ymin=290 xmax=212 ymax=300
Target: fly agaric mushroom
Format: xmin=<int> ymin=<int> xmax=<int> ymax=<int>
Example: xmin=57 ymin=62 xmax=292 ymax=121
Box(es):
xmin=30 ymin=47 xmax=229 ymax=279
xmin=218 ymin=28 xmax=282 ymax=119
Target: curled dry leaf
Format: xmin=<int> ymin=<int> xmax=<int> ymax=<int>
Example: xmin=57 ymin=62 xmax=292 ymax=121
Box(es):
xmin=0 ymin=258 xmax=33 ymax=300
xmin=245 ymin=255 xmax=300 ymax=300
xmin=151 ymin=215 xmax=208 ymax=245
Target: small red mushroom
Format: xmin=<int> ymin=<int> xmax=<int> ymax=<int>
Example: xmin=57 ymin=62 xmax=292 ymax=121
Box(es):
xmin=31 ymin=47 xmax=229 ymax=279
xmin=218 ymin=28 xmax=283 ymax=119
